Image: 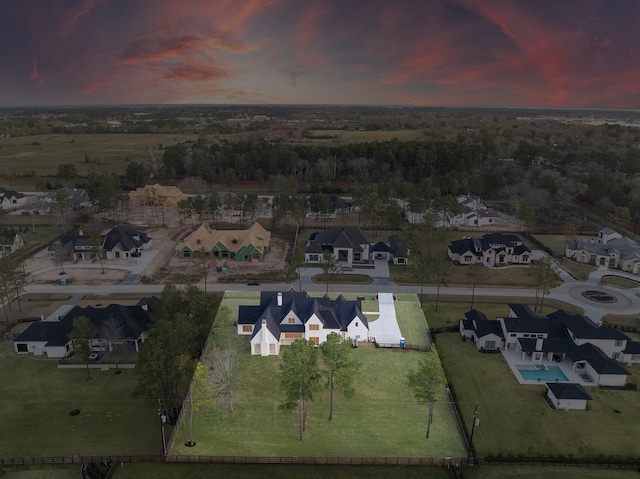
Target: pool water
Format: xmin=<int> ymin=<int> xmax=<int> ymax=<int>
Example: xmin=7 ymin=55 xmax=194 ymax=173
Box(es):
xmin=516 ymin=365 xmax=569 ymax=382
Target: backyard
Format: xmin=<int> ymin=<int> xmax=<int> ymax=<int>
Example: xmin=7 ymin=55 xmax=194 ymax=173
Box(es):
xmin=168 ymin=292 xmax=465 ymax=458
xmin=436 ymin=332 xmax=640 ymax=458
xmin=0 ymin=341 xmax=161 ymax=457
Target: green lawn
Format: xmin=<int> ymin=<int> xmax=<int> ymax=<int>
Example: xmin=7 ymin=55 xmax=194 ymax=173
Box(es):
xmin=1 ymin=465 xmax=79 ymax=479
xmin=558 ymin=258 xmax=596 ymax=281
xmin=390 ymin=263 xmax=558 ymax=289
xmin=436 ymin=333 xmax=640 ymax=458
xmin=601 ymin=276 xmax=640 ymax=288
xmin=464 ymin=465 xmax=640 ymax=479
xmin=111 ymin=463 xmax=455 ymax=479
xmin=168 ymin=293 xmax=465 ymax=458
xmin=0 ymin=342 xmax=161 ymax=457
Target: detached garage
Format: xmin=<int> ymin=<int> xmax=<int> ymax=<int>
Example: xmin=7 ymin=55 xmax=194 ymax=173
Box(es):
xmin=546 ymin=383 xmax=592 ymax=411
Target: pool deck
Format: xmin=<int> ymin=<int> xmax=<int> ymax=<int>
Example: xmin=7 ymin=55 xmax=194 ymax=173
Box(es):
xmin=502 ymin=349 xmax=596 ymax=386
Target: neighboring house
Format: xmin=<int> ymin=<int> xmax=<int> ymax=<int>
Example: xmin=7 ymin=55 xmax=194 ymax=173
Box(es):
xmin=308 ymin=194 xmax=353 ymax=214
xmin=0 ymin=232 xmax=24 ymax=258
xmin=388 ymin=234 xmax=409 ymax=265
xmin=371 ymin=241 xmax=391 ymax=261
xmin=305 ymin=226 xmax=371 ymax=265
xmin=237 ymin=290 xmax=369 ymax=356
xmin=103 ymin=225 xmax=152 ymax=260
xmin=13 ymin=297 xmax=157 ymax=358
xmin=0 ymin=188 xmax=26 ymax=209
xmin=459 ymin=310 xmax=504 ymax=350
xmin=175 ymin=221 xmax=271 ymax=262
xmin=448 ymin=233 xmax=532 ymax=266
xmin=565 ymin=227 xmax=640 ymax=273
xmin=129 ymin=184 xmax=188 ymax=208
xmin=43 ymin=187 xmax=91 ymax=210
xmin=459 ymin=304 xmax=632 ymax=387
xmin=49 ymin=231 xmax=93 ymax=261
xmin=546 ymin=383 xmax=592 ymax=410
xmin=622 ymin=341 xmax=640 ymax=365
xmin=438 ymin=195 xmax=500 ymax=228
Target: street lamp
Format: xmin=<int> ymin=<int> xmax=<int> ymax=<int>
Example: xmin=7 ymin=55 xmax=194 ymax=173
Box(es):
xmin=468 ymin=402 xmax=479 ymax=460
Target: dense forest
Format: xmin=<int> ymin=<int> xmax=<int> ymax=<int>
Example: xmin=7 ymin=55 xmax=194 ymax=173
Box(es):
xmin=2 ymin=105 xmax=640 ymax=230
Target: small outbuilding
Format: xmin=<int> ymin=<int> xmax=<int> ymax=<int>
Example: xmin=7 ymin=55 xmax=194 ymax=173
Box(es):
xmin=546 ymin=382 xmax=592 ymax=410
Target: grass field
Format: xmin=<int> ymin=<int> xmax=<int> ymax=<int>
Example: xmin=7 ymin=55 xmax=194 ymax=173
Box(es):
xmin=390 ymin=262 xmax=561 ymax=289
xmin=168 ymin=293 xmax=465 ymax=458
xmin=0 ymin=133 xmax=197 ymax=177
xmin=111 ymin=463 xmax=455 ymax=479
xmin=1 ymin=464 xmax=78 ymax=479
xmin=463 ymin=465 xmax=640 ymax=479
xmin=0 ymin=341 xmax=161 ymax=457
xmin=298 ymin=129 xmax=425 ymax=145
xmin=436 ymin=333 xmax=640 ymax=458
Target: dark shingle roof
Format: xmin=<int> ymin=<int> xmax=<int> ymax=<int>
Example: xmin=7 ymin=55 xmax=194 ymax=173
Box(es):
xmin=623 ymin=341 xmax=640 ymax=354
xmin=102 ymin=225 xmax=151 ymax=252
xmin=567 ymin=343 xmax=630 ymax=375
xmin=549 ymin=310 xmax=630 ymax=341
xmin=547 ymin=382 xmax=592 ymax=401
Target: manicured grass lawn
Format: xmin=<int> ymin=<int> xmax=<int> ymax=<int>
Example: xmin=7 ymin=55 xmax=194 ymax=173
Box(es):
xmin=602 ymin=314 xmax=640 ymax=332
xmin=558 ymin=258 xmax=596 ymax=281
xmin=390 ymin=263 xmax=557 ymax=289
xmin=601 ymin=276 xmax=640 ymax=288
xmin=169 ymin=293 xmax=465 ymax=458
xmin=394 ymin=295 xmax=430 ymax=347
xmin=0 ymin=133 xmax=196 ymax=177
xmin=464 ymin=465 xmax=640 ymax=479
xmin=311 ymin=273 xmax=373 ymax=284
xmin=532 ymin=235 xmax=567 ymax=256
xmin=0 ymin=341 xmax=161 ymax=457
xmin=1 ymin=465 xmax=79 ymax=479
xmin=111 ymin=463 xmax=455 ymax=479
xmin=436 ymin=333 xmax=640 ymax=458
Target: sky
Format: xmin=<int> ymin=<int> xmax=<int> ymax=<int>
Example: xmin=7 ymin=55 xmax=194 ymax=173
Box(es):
xmin=1 ymin=0 xmax=639 ymax=108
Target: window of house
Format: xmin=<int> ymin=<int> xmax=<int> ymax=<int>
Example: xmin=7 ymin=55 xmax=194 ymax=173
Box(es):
xmin=284 ymin=333 xmax=303 ymax=339
xmin=613 ymin=352 xmax=620 ymax=360
xmin=309 ymin=337 xmax=319 ymax=345
xmin=309 ymin=254 xmax=319 ymax=262
xmin=615 ymin=339 xmax=623 ymax=347
xmin=232 ymin=238 xmax=238 ymax=244
xmin=485 ymin=340 xmax=496 ymax=349
xmin=16 ymin=343 xmax=28 ymax=353
xmin=510 ymin=333 xmax=516 ymax=337
xmin=288 ymin=317 xmax=296 ymax=324
xmin=309 ymin=324 xmax=319 ymax=330
xmin=242 ymin=325 xmax=252 ymax=332
xmin=196 ymin=239 xmax=201 ymax=245
xmin=355 ymin=322 xmax=359 ymax=327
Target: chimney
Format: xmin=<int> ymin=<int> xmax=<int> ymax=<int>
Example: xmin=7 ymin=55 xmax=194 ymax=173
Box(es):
xmin=79 ymin=229 xmax=83 ymax=236
xmin=535 ymin=337 xmax=543 ymax=350
xmin=261 ymin=319 xmax=269 ymax=357
xmin=277 ymin=292 xmax=283 ymax=306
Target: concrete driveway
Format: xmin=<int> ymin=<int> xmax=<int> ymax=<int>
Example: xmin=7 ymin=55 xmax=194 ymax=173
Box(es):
xmin=364 ymin=292 xmax=403 ymax=345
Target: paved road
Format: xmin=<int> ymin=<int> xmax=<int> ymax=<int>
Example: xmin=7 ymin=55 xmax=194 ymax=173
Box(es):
xmin=21 ymin=249 xmax=640 ymax=323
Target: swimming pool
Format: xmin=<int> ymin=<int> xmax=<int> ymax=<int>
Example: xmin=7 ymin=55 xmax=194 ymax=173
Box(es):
xmin=516 ymin=364 xmax=569 ymax=382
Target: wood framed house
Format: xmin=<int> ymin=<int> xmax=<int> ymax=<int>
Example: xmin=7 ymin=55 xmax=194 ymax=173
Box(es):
xmin=237 ymin=290 xmax=369 ymax=356
xmin=176 ymin=221 xmax=270 ymax=262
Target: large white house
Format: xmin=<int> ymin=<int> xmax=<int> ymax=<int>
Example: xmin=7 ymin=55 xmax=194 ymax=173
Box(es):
xmin=237 ymin=290 xmax=369 ymax=356
xmin=565 ymin=227 xmax=640 ymax=273
xmin=460 ymin=304 xmax=633 ymax=387
xmin=448 ymin=233 xmax=532 ymax=266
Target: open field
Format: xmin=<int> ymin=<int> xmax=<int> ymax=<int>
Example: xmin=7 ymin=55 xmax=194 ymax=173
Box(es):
xmin=0 ymin=341 xmax=161 ymax=457
xmin=0 ymin=133 xmax=197 ymax=177
xmin=1 ymin=464 xmax=78 ymax=479
xmin=293 ymin=129 xmax=426 ymax=145
xmin=463 ymin=465 xmax=640 ymax=479
xmin=436 ymin=333 xmax=640 ymax=458
xmin=168 ymin=292 xmax=465 ymax=458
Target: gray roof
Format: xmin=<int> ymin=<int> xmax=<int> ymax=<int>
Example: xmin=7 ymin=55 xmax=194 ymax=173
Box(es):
xmin=547 ymin=382 xmax=592 ymax=401
xmin=548 ymin=310 xmax=630 ymax=341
